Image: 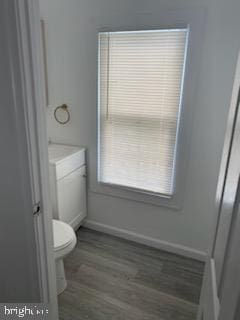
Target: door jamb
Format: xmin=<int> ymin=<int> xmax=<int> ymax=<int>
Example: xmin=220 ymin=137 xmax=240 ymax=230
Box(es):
xmin=13 ymin=0 xmax=58 ymax=317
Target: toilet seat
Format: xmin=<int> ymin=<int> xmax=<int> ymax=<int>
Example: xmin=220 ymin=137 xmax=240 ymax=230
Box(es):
xmin=53 ymin=219 xmax=76 ymax=260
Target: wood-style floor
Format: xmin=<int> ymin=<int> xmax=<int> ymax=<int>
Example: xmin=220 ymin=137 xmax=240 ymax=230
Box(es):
xmin=58 ymin=227 xmax=204 ymax=320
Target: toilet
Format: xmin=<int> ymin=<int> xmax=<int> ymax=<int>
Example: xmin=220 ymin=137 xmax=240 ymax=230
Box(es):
xmin=52 ymin=219 xmax=77 ymax=295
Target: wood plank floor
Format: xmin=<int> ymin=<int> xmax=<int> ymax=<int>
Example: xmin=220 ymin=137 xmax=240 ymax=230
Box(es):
xmin=58 ymin=227 xmax=204 ymax=320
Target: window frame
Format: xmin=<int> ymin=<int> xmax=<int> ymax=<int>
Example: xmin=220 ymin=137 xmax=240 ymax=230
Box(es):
xmin=98 ymin=28 xmax=189 ymax=198
xmin=89 ymin=8 xmax=206 ymax=209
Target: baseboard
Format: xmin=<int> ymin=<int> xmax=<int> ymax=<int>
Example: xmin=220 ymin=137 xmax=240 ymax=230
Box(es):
xmin=83 ymin=220 xmax=206 ymax=262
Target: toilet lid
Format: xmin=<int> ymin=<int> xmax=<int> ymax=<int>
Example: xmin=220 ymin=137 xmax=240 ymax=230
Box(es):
xmin=53 ymin=219 xmax=75 ymax=251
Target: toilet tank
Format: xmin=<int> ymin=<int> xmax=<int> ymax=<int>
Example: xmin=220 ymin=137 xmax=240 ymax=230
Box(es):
xmin=48 ymin=143 xmax=87 ymax=230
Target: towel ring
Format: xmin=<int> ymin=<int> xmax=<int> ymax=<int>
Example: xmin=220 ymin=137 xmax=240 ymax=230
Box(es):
xmin=54 ymin=104 xmax=70 ymax=125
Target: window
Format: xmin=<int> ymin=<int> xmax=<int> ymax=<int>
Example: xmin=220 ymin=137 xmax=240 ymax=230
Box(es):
xmin=98 ymin=29 xmax=188 ymax=197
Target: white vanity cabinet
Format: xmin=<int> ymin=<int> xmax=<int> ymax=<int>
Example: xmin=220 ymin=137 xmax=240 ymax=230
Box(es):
xmin=48 ymin=143 xmax=87 ymax=230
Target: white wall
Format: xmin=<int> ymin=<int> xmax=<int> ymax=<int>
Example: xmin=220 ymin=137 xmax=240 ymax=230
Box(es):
xmin=40 ymin=0 xmax=240 ymax=258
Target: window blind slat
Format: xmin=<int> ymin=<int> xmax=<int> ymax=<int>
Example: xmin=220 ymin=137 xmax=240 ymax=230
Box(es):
xmin=98 ymin=29 xmax=188 ymax=195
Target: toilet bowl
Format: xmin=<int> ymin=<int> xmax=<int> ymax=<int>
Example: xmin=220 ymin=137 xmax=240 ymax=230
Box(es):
xmin=53 ymin=219 xmax=77 ymax=295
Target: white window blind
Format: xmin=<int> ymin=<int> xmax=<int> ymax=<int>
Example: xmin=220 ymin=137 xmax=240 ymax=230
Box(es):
xmin=98 ymin=29 xmax=188 ymax=196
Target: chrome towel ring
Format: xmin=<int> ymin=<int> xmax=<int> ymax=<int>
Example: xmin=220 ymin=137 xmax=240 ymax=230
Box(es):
xmin=54 ymin=104 xmax=70 ymax=125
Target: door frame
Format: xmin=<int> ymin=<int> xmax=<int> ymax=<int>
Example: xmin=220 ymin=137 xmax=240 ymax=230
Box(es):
xmin=197 ymin=52 xmax=240 ymax=320
xmin=218 ymin=181 xmax=240 ymax=320
xmin=11 ymin=0 xmax=58 ymax=317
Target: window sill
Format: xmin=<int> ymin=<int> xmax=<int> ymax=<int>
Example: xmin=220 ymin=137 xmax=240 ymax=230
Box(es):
xmin=90 ymin=181 xmax=183 ymax=210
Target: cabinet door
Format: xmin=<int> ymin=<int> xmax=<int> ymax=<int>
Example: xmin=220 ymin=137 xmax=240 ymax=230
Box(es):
xmin=57 ymin=165 xmax=87 ymax=228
